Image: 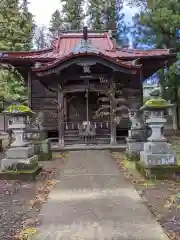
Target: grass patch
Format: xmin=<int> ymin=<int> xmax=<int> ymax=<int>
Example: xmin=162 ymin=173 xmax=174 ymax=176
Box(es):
xmin=112 ymin=152 xmax=157 ymax=185
xmin=124 ymin=157 xmax=136 ymax=170
xmin=52 ymin=151 xmax=69 ymax=159
xmin=124 ymin=151 xmax=140 ymax=162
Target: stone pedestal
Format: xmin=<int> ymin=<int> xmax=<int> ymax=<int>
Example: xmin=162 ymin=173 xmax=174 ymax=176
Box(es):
xmin=26 ymin=127 xmax=52 ymax=161
xmin=140 ymin=142 xmax=176 ymax=167
xmin=126 ymin=127 xmax=146 ymax=157
xmin=138 ymin=138 xmax=180 ymax=180
xmin=1 ymin=146 xmax=38 ymax=171
xmin=146 ymin=116 xmax=166 ymax=142
xmin=126 ymin=139 xmax=144 ymax=154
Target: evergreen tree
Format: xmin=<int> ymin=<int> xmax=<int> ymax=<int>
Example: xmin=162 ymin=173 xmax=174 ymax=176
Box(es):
xmin=131 ymin=13 xmax=156 ymax=48
xmin=20 ymin=0 xmax=35 ymax=50
xmin=0 ymin=0 xmax=34 ymax=51
xmin=0 ymin=64 xmax=27 ymax=102
xmin=87 ymin=0 xmax=116 ymax=30
xmin=61 ymin=0 xmax=84 ymax=30
xmin=116 ymin=0 xmax=129 ymax=45
xmin=0 ymin=0 xmax=34 ymax=103
xmin=129 ymin=0 xmax=180 ymax=128
xmin=49 ymin=9 xmax=64 ymax=41
xmin=34 ymin=26 xmax=50 ymax=50
xmin=87 ymin=0 xmax=129 ymax=45
xmin=130 ymin=0 xmax=180 ymax=49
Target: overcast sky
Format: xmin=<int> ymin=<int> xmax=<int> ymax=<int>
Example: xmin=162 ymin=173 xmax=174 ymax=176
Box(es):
xmin=29 ymin=0 xmax=138 ymax=27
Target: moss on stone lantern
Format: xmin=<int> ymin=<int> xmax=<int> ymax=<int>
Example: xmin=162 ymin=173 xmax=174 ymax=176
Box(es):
xmin=140 ymin=88 xmax=173 ymax=111
xmin=4 ymin=103 xmax=35 ymax=115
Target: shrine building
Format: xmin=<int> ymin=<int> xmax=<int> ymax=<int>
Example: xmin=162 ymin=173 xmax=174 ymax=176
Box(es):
xmin=0 ymin=27 xmax=176 ymax=146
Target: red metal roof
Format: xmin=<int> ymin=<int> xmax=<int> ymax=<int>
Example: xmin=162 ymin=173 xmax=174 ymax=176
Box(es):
xmin=32 ymin=52 xmax=142 ymax=72
xmin=0 ymin=32 xmax=173 ymax=62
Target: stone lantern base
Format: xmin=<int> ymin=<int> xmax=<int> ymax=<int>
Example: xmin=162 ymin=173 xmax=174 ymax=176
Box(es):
xmin=138 ymin=141 xmax=180 ymax=179
xmin=0 ymin=145 xmax=41 ymax=180
xmin=140 ymin=141 xmax=176 ymax=165
xmin=136 ymin=161 xmax=180 ymax=180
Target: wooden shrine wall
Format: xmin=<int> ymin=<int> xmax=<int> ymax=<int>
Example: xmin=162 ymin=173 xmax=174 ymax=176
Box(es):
xmin=30 ymin=73 xmax=142 ymax=131
xmin=31 ymin=77 xmax=58 ymax=130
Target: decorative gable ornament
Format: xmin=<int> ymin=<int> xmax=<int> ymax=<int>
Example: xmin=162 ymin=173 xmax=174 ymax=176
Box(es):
xmin=34 ymin=62 xmax=42 ymax=68
xmin=77 ymin=62 xmax=93 ymax=73
xmin=72 ymin=39 xmax=99 ymax=54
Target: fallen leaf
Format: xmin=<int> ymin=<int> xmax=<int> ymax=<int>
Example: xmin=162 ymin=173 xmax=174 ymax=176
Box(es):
xmin=19 ymin=227 xmax=37 ymax=239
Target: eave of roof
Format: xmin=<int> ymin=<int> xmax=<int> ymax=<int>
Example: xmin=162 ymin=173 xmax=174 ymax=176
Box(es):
xmin=32 ymin=52 xmax=142 ymax=72
xmin=0 ymin=48 xmax=175 ymax=61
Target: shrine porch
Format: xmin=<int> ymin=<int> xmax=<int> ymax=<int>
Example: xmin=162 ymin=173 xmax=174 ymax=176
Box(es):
xmin=51 ymin=142 xmax=127 ymax=151
xmin=47 ymin=121 xmax=128 ymax=147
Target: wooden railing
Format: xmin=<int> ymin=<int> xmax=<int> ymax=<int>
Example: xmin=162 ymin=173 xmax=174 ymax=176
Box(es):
xmin=64 ymin=121 xmax=110 ymax=130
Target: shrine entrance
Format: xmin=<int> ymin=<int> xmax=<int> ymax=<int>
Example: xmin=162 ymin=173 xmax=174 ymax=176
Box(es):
xmin=64 ymin=90 xmax=110 ymax=145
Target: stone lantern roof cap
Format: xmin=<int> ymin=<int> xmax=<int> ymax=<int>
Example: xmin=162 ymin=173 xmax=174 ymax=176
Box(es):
xmin=3 ymin=104 xmax=35 ymax=115
xmin=140 ymin=98 xmax=174 ymax=111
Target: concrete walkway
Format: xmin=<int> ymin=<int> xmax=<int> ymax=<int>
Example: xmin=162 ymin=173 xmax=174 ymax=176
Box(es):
xmin=36 ymin=150 xmax=169 ymax=240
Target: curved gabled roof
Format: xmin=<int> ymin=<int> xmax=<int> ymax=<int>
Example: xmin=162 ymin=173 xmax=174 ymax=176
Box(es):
xmin=0 ymin=32 xmax=174 ymax=62
xmin=32 ymin=52 xmax=142 ymax=72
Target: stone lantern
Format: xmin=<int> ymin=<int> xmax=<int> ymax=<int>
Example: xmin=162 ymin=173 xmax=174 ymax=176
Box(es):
xmin=137 ymin=88 xmax=180 ymax=179
xmin=6 ymin=104 xmax=34 ymax=147
xmin=0 ymin=104 xmax=40 ymax=176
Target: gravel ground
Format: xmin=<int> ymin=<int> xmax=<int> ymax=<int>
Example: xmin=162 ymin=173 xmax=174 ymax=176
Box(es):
xmin=112 ymin=148 xmax=180 ymax=240
xmin=0 ymin=152 xmax=67 ymax=240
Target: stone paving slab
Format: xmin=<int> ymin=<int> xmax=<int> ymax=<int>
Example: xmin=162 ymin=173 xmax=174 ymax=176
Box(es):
xmin=36 ymin=150 xmax=169 ymax=240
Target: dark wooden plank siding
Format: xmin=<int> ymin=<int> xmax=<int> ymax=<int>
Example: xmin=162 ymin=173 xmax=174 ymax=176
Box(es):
xmin=31 ymin=78 xmax=57 ymax=98
xmin=31 ymin=77 xmax=58 ymax=130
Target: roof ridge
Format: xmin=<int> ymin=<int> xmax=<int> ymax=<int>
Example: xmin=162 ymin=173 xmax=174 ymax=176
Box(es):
xmin=59 ymin=33 xmax=105 ymax=38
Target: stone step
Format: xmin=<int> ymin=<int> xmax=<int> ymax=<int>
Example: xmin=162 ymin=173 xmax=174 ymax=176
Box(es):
xmin=64 ymin=129 xmax=110 ymax=133
xmin=64 ymin=132 xmax=110 ymax=137
xmin=64 ymin=140 xmax=110 ymax=145
xmin=64 ymin=134 xmax=111 ymax=139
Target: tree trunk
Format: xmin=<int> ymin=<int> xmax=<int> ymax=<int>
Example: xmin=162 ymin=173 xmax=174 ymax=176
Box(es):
xmin=176 ymin=104 xmax=180 ymax=130
xmin=174 ymin=87 xmax=180 ymax=130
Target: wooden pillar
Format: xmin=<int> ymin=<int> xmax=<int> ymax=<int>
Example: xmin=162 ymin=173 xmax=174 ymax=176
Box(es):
xmin=85 ymin=88 xmax=89 ymax=122
xmin=172 ymin=104 xmax=178 ymax=130
xmin=64 ymin=94 xmax=67 ymax=122
xmin=110 ymin=75 xmax=117 ymax=144
xmin=140 ymin=68 xmax=143 ymax=106
xmin=58 ymin=91 xmax=64 ymax=146
xmin=27 ymin=70 xmax=32 ymax=108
